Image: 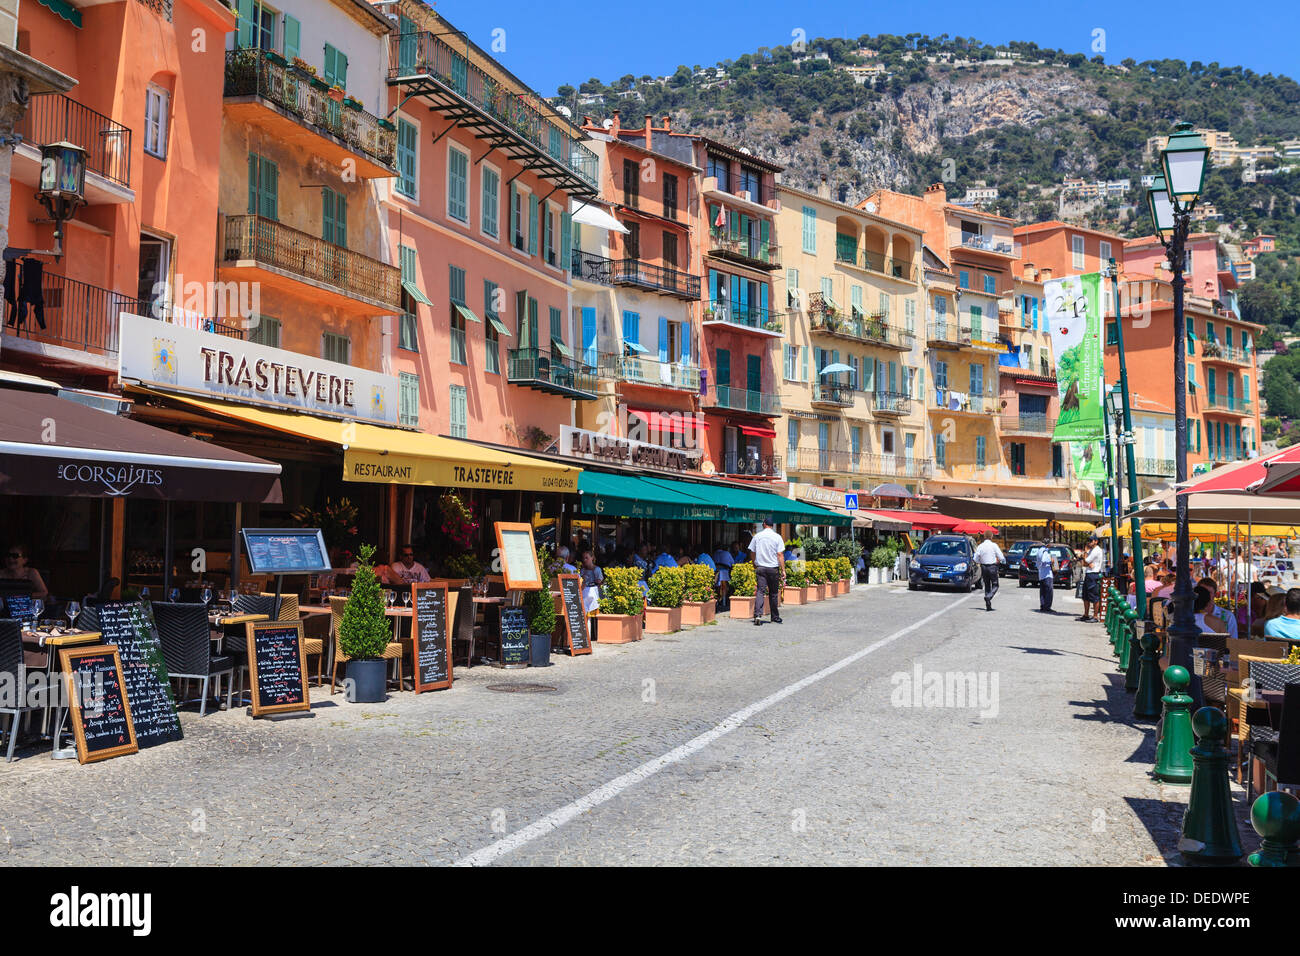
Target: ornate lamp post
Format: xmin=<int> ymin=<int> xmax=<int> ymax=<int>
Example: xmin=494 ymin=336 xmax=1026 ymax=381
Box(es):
xmin=35 ymin=140 xmax=87 ymax=261
xmin=1145 ymin=122 xmax=1208 ymax=678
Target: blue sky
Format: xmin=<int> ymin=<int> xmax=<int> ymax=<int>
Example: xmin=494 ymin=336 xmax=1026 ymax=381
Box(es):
xmin=435 ymin=0 xmax=1298 ymax=96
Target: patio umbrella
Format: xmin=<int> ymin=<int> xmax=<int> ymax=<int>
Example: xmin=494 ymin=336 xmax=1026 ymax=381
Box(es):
xmin=870 ymin=482 xmax=913 ymax=499
xmin=1174 ymin=449 xmax=1292 ymax=495
xmin=818 ymin=363 xmax=854 ymax=375
xmin=1252 ymin=446 xmax=1300 ymax=496
xmin=952 ymin=520 xmax=999 ymax=536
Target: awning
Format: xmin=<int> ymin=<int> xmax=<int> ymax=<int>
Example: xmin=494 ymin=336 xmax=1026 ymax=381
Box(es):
xmin=141 ymin=391 xmax=580 ymax=493
xmin=403 ymin=280 xmax=433 ymax=307
xmin=0 ymin=388 xmax=281 ymax=501
xmin=627 ymin=409 xmax=708 ymax=433
xmin=714 ymin=482 xmax=853 ymax=526
xmin=739 ymin=425 xmax=776 ymax=438
xmin=551 ymin=339 xmax=574 ymax=359
xmin=578 ymin=471 xmax=725 ymax=521
xmin=625 ymin=341 xmax=649 ymax=354
xmin=868 ymin=508 xmax=961 ymax=531
xmin=570 ymin=201 xmax=630 ymax=234
xmin=936 ymin=495 xmax=1103 ymax=524
xmin=486 ymin=315 xmax=512 ymax=337
xmin=858 ymin=510 xmax=912 ymax=532
xmin=1059 ymin=520 xmax=1100 ymax=532
xmin=453 ymin=302 xmax=482 ymax=324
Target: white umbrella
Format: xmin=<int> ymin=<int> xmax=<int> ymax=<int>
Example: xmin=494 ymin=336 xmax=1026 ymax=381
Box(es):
xmin=818 ymin=363 xmax=853 ymax=375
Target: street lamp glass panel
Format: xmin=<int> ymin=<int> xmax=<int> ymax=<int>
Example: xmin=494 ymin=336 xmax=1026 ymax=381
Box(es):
xmin=1160 ymin=123 xmax=1208 ymax=204
xmin=1146 ymin=178 xmax=1174 ymax=240
xmin=38 ymin=141 xmax=87 ymax=202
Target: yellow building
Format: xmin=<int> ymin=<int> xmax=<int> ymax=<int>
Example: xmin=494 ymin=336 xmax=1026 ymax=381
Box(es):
xmin=774 ymin=184 xmax=928 ymax=496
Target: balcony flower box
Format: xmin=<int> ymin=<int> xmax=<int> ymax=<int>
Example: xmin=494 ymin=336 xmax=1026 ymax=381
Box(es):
xmin=378 ymin=117 xmax=397 ymax=132
xmin=309 ymin=75 xmax=329 ymax=92
xmin=644 ymin=605 xmax=682 ymax=634
xmin=343 ymin=96 xmax=364 ymax=112
xmin=681 ymin=599 xmax=715 ymax=625
xmin=327 ymin=85 xmax=346 ymax=102
xmin=593 ymin=613 xmax=642 ymax=644
xmin=265 ymin=50 xmax=288 ymax=67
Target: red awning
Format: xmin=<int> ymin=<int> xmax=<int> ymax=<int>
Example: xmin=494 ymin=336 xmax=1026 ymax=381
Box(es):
xmin=868 ymin=508 xmax=962 ymax=531
xmin=627 ymin=409 xmax=709 ymax=433
xmin=739 ymin=425 xmax=776 ymax=438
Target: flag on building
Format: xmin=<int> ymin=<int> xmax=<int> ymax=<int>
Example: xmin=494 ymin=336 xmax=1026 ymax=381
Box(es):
xmin=1044 ymin=273 xmax=1106 ymax=480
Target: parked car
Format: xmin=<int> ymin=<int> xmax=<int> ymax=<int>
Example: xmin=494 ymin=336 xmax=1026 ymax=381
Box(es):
xmin=1017 ymin=543 xmax=1074 ymax=588
xmin=908 ymin=535 xmax=979 ymax=591
xmin=1001 ymin=539 xmax=1035 ymax=577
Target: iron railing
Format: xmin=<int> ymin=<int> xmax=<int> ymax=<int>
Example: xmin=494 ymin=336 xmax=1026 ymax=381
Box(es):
xmin=871 ymin=391 xmax=913 ymax=415
xmin=1135 ymin=457 xmax=1176 ymax=477
xmin=611 ymin=258 xmax=701 ymax=299
xmin=222 ymin=214 xmax=401 ymax=308
xmin=931 ymin=386 xmax=998 ymax=414
xmin=861 ymin=454 xmax=932 ymax=479
xmin=710 ymin=385 xmax=781 ymax=415
xmin=811 ymin=382 xmax=855 ymax=406
xmin=135 ymin=0 xmax=173 ymax=20
xmin=224 ymin=49 xmax=396 ymax=170
xmin=599 ymin=353 xmax=699 ymax=391
xmin=1205 ymin=394 xmax=1253 ymax=414
xmin=507 ymin=347 xmax=598 ymax=397
xmin=707 ymin=230 xmax=780 ymax=268
xmin=704 ymin=301 xmax=784 ymax=334
xmin=388 ymin=32 xmax=598 ymax=191
xmin=1200 ymin=341 xmax=1251 ymax=364
xmin=925 ymin=321 xmax=973 ymax=347
xmin=16 ymin=93 xmax=132 ymax=187
xmin=809 ymin=305 xmax=914 ymax=349
xmin=960 ymin=232 xmax=1016 ymax=255
xmin=722 ymin=453 xmax=783 ymax=478
xmin=999 ymin=412 xmax=1056 ymax=435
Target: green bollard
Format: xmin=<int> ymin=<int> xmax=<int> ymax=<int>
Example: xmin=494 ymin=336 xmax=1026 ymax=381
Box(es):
xmin=1106 ymin=589 xmax=1120 ymax=647
xmin=1133 ymin=631 xmax=1164 ymax=721
xmin=1153 ymin=666 xmax=1195 ymax=784
xmin=1248 ymin=792 xmax=1300 ymax=867
xmin=1124 ymin=619 xmax=1147 ymax=693
xmin=1178 ymin=708 xmax=1244 ymax=865
xmin=1118 ymin=607 xmax=1138 ymax=672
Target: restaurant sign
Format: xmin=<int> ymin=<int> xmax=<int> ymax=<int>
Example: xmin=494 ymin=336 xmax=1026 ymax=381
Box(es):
xmin=796 ymin=483 xmax=849 ymax=509
xmin=117 ymin=313 xmax=399 ymax=425
xmin=560 ymin=425 xmax=700 ymax=474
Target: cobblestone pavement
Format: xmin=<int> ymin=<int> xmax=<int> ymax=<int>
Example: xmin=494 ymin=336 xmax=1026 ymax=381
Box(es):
xmin=0 ymin=582 xmax=1252 ymax=865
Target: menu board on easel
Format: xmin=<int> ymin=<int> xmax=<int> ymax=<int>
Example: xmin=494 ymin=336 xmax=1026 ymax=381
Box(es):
xmin=494 ymin=522 xmax=542 ymax=591
xmin=411 ymin=582 xmax=451 ymax=692
xmin=557 ymin=574 xmax=591 ymax=656
xmin=247 ymin=621 xmax=311 ymax=717
xmin=59 ymin=645 xmax=138 ymax=764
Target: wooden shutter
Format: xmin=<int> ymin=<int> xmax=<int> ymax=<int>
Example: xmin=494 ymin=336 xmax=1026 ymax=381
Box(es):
xmin=283 ymin=15 xmax=300 ymax=60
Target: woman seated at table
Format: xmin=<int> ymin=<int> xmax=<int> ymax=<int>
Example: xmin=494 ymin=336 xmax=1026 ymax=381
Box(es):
xmin=1 ymin=544 xmax=47 ymax=601
xmin=1252 ymin=589 xmax=1287 ymax=637
xmin=579 ymin=550 xmax=603 ymax=614
xmin=1192 ymin=587 xmax=1226 ymax=634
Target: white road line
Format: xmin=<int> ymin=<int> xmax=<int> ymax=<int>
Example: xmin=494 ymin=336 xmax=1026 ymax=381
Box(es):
xmin=453 ymin=591 xmax=973 ymax=866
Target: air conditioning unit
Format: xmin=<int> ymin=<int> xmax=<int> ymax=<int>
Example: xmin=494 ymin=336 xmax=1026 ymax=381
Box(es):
xmin=738 ymin=190 xmax=752 ymax=202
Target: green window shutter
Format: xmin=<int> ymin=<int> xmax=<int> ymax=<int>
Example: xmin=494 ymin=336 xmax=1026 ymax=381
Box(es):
xmin=450 ymin=385 xmax=468 ymax=438
xmin=398 ymin=16 xmax=416 ymax=72
xmin=481 ymin=167 xmax=499 ymax=237
xmin=448 ymin=148 xmax=468 ymax=221
xmin=247 ymin=152 xmax=257 ymax=214
xmin=509 ymin=182 xmax=519 ymax=245
xmin=801 ymin=206 xmax=816 ymax=253
xmin=283 ymin=15 xmax=300 ymax=60
xmin=516 ymin=291 xmax=530 ymax=345
xmin=717 ymin=348 xmax=730 ymax=386
xmin=400 ymin=245 xmax=415 ymax=284
xmin=324 ymin=44 xmax=347 ymax=88
xmin=322 ymin=188 xmax=334 ymax=243
xmin=399 ymin=373 xmax=419 ymax=427
xmin=237 ymin=0 xmax=255 ymax=49
xmin=560 ymin=212 xmax=572 ymax=270
xmin=528 ymin=194 xmax=539 ymax=255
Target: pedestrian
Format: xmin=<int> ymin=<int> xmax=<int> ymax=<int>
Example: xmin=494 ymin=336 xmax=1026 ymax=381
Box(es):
xmin=1034 ymin=538 xmax=1058 ymax=612
xmin=749 ymin=517 xmax=785 ymax=626
xmin=579 ymin=550 xmax=603 ymax=614
xmin=1079 ymin=533 xmax=1105 ymax=622
xmin=973 ymin=530 xmax=1004 ymax=611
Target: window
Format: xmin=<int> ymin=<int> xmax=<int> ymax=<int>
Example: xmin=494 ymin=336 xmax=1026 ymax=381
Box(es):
xmin=624 ymin=221 xmax=640 ymax=260
xmin=322 ymin=332 xmax=350 ymax=365
xmin=528 ymin=193 xmax=539 ymax=255
xmin=1106 ymin=321 xmax=1118 ymax=346
xmin=623 ymin=158 xmax=639 ymax=207
xmin=958 ymin=270 xmax=970 ymax=289
xmin=484 ymin=279 xmax=501 ymax=374
xmin=449 ymin=265 xmax=467 ymax=365
xmin=322 ymin=187 xmax=347 ymax=246
xmin=543 ymin=204 xmax=557 ymax=267
xmin=323 ymin=43 xmax=348 ymax=89
xmin=549 ymin=306 xmax=564 ymax=354
xmin=236 ymin=0 xmax=278 ymax=50
xmin=739 ymin=166 xmax=761 ymax=202
xmin=878 ymin=292 xmax=890 ymax=319
xmin=399 ymin=372 xmax=419 ymax=427
xmin=787 ymin=268 xmax=800 ymax=306
xmin=706 ymin=153 xmax=729 ymax=191
xmin=982 ymin=274 xmax=996 ymax=295
xmin=935 ymin=433 xmax=946 ymax=467
xmin=935 ymin=360 xmax=948 ymax=390
xmin=249 ymin=316 xmax=280 ymax=348
xmin=1052 ymin=444 xmax=1064 ymax=478
xmin=788 ymin=419 xmax=799 ymax=454
xmin=510 ymin=183 xmax=527 ymax=251
xmin=801 ymin=206 xmax=817 ymax=253
xmin=398 ymin=244 xmax=424 ymax=351
xmin=396 ymin=119 xmax=417 ymax=198
xmin=447 ymin=145 xmax=469 ymax=222
xmin=1099 ymin=240 xmax=1112 ymax=264
xmin=246 ymin=153 xmax=278 ymax=219
xmin=663 ymin=232 xmax=678 ymax=268
xmin=904 ymin=298 xmax=916 ymax=332
xmin=449 ymin=385 xmax=468 ymax=438
xmin=481 ymin=165 xmax=500 ymax=238
xmin=975 ymin=435 xmax=986 ymax=468
xmin=137 ymin=232 xmax=170 ymax=304
xmin=1071 ymin=235 xmax=1085 ymax=270
xmin=663 ymin=174 xmax=678 ymax=220
xmin=716 ymin=348 xmax=731 ymax=386
xmin=144 ymin=85 xmax=169 ymax=159
xmin=622 ymin=310 xmax=640 ymax=349
xmin=1010 ymin=442 xmax=1026 ymax=476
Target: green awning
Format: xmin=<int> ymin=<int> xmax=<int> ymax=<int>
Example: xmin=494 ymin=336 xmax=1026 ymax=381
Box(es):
xmin=37 ymin=0 xmax=82 ymax=27
xmin=403 ymin=281 xmax=432 ymax=306
xmin=453 ymin=302 xmax=482 ymax=324
xmin=487 ymin=315 xmax=511 ymax=337
xmin=652 ymin=479 xmax=853 ymax=527
xmin=552 ymin=339 xmax=574 ymax=359
xmin=578 ymin=471 xmax=725 ymax=521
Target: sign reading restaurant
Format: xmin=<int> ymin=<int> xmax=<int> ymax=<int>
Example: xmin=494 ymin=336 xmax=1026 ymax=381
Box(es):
xmin=117 ymin=313 xmax=400 ymax=425
xmin=560 ymin=425 xmax=700 ymax=474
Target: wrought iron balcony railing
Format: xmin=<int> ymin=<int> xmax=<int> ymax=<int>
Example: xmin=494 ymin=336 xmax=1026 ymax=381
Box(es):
xmin=1135 ymin=457 xmax=1176 ymax=477
xmin=707 ymin=230 xmax=780 ymax=268
xmin=925 ymin=321 xmax=973 ymax=347
xmin=999 ymin=412 xmax=1056 ymax=435
xmin=704 ymin=301 xmax=784 ymax=334
xmin=709 ymin=385 xmax=781 ymax=415
xmin=224 ymin=49 xmax=397 ymax=171
xmin=960 ymin=232 xmax=1016 ymax=255
xmin=870 ymin=391 xmax=913 ymax=415
xmin=599 ymin=353 xmax=699 ymax=391
xmin=809 ymin=305 xmax=914 ymax=350
xmin=860 ymin=453 xmax=933 ymax=479
xmin=507 ymin=347 xmax=599 ymax=399
xmin=722 ymin=453 xmax=783 ymax=478
xmin=1200 ymin=341 xmax=1251 ymax=364
xmin=611 ymin=258 xmax=701 ymax=299
xmin=221 ymin=214 xmax=401 ymax=308
xmin=811 ymin=382 xmax=855 ymax=407
xmin=16 ymin=93 xmax=131 ymax=187
xmin=931 ymin=386 xmax=998 ymax=414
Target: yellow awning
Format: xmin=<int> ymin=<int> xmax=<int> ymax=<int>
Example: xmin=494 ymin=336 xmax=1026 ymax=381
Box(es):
xmin=142 ymin=391 xmax=580 ymax=493
xmin=1058 ymin=520 xmax=1099 ymax=532
xmin=1098 ymin=521 xmax=1300 ymax=539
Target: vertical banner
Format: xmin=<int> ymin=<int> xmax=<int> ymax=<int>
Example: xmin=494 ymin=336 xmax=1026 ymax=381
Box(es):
xmin=1045 ymin=273 xmax=1106 ymax=481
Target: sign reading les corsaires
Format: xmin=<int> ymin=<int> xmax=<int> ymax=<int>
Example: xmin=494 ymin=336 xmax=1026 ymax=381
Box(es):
xmin=118 ymin=313 xmax=400 ymax=424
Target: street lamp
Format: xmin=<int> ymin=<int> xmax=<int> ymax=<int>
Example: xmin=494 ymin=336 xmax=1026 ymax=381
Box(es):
xmin=1145 ymin=122 xmax=1208 ymax=688
xmin=1105 ymin=257 xmax=1146 ymax=620
xmin=36 ymin=141 xmax=87 ymax=262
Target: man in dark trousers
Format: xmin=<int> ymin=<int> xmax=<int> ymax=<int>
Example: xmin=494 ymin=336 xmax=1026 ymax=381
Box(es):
xmin=1035 ymin=539 xmax=1057 ymax=612
xmin=749 ymin=517 xmax=786 ymax=626
xmin=973 ymin=531 xmax=1004 ymax=611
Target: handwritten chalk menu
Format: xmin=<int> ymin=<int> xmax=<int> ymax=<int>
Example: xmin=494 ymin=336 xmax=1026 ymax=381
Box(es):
xmin=558 ymin=574 xmax=591 ymax=656
xmin=80 ymin=601 xmax=182 ymax=749
xmin=411 ymin=583 xmax=451 ymax=692
xmin=59 ymin=646 xmax=138 ymax=764
xmin=494 ymin=522 xmax=542 ymax=590
xmin=247 ymin=621 xmax=310 ymax=717
xmin=241 ymin=528 xmax=332 ymax=575
xmin=499 ymin=606 xmax=530 ymax=665
xmin=2 ymin=593 xmax=34 ymax=621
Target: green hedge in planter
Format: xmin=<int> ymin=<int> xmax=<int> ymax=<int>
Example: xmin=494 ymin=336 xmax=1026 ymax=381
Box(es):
xmin=870 ymin=546 xmax=894 ymax=569
xmin=523 ymin=584 xmax=557 ymax=635
xmin=647 ymin=565 xmax=685 ymax=608
xmin=731 ymin=562 xmax=756 ymax=597
xmin=784 ymin=561 xmax=807 ymax=588
xmin=834 ymin=556 xmax=852 ymax=580
xmin=599 ymin=566 xmax=645 ymax=616
xmin=682 ymin=563 xmax=716 ymax=602
xmin=805 ymin=559 xmax=826 ymax=585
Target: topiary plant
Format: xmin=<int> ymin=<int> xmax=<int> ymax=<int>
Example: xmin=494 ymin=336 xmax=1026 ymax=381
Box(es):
xmin=647 ymin=565 xmax=685 ymax=608
xmin=784 ymin=560 xmax=807 ymax=588
xmin=599 ymin=566 xmax=646 ymax=616
xmin=339 ymin=543 xmax=392 ymax=660
xmin=682 ymin=563 xmax=716 ymax=603
xmin=523 ymin=585 xmax=557 ymax=636
xmin=731 ymin=562 xmax=757 ymax=597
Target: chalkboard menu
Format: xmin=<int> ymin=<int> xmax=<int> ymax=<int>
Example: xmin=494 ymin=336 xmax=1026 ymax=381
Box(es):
xmin=247 ymin=621 xmax=310 ymax=717
xmin=59 ymin=646 xmax=138 ymax=764
xmin=80 ymin=601 xmax=182 ymax=750
xmin=2 ymin=593 xmax=34 ymax=621
xmin=494 ymin=522 xmax=542 ymax=591
xmin=557 ymin=574 xmax=591 ymax=656
xmin=499 ymin=606 xmax=530 ymax=665
xmin=241 ymin=528 xmax=332 ymax=575
xmin=412 ymin=583 xmax=451 ymax=693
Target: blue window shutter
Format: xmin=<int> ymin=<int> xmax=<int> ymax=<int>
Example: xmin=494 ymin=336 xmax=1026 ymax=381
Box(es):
xmin=528 ymin=195 xmax=538 ymax=255
xmin=681 ymin=320 xmax=691 ymax=363
xmin=582 ymin=307 xmax=597 ymax=365
xmin=658 ymin=316 xmax=668 ymax=363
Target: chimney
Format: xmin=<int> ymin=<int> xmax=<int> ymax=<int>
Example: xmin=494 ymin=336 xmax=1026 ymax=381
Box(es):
xmin=1024 ymin=263 xmax=1037 ymax=281
xmin=662 ymin=115 xmax=671 ymax=132
xmin=924 ymin=182 xmax=946 ymax=205
xmin=1040 ymin=266 xmax=1053 ymax=281
xmin=816 ymin=175 xmax=830 ymax=200
xmin=644 ymin=114 xmax=652 ymax=148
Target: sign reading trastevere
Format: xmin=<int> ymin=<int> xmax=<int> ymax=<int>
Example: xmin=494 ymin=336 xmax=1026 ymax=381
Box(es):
xmin=117 ymin=313 xmax=399 ymax=425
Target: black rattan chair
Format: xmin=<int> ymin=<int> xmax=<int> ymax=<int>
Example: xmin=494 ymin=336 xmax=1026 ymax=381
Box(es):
xmin=0 ymin=619 xmax=35 ymax=761
xmin=224 ymin=594 xmax=281 ymax=700
xmin=153 ymin=602 xmax=234 ymax=715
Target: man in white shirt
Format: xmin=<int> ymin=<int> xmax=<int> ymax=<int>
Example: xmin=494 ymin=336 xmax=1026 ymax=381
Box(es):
xmin=749 ymin=518 xmax=786 ymax=626
xmin=1080 ymin=534 xmax=1105 ymax=623
xmin=389 ymin=545 xmax=431 ymax=584
xmin=1034 ymin=540 xmax=1058 ymax=613
xmin=972 ymin=532 xmax=1005 ymax=611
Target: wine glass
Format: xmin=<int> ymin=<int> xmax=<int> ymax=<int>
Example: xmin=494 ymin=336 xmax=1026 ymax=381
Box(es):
xmin=385 ymin=590 xmax=395 ymax=610
xmin=31 ymin=598 xmax=44 ymax=622
xmin=202 ymin=586 xmax=213 ymax=606
xmin=65 ymin=600 xmax=81 ymax=631
xmin=403 ymin=590 xmax=411 ymax=609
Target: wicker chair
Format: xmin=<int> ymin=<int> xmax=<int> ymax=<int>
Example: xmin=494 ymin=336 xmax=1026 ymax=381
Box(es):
xmin=0 ymin=619 xmax=35 ymax=762
xmin=153 ymin=602 xmax=234 ymax=715
xmin=328 ymin=595 xmax=403 ymax=694
xmin=260 ymin=592 xmax=324 ymax=686
xmin=1245 ymin=659 xmax=1300 ymax=799
xmin=1256 ymin=682 xmax=1300 ymax=794
xmin=1195 ymin=632 xmax=1229 ymax=707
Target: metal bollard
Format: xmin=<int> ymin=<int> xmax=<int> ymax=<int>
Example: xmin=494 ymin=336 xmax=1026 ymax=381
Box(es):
xmin=1124 ymin=619 xmax=1148 ymax=693
xmin=1178 ymin=707 xmax=1244 ymax=865
xmin=1118 ymin=606 xmax=1139 ymax=672
xmin=1133 ymin=631 xmax=1164 ymax=721
xmin=1247 ymin=791 xmax=1300 ymax=867
xmin=1153 ymin=666 xmax=1195 ymax=784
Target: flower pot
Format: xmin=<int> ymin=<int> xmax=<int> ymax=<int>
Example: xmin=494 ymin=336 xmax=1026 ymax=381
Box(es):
xmin=530 ymin=633 xmax=552 ymax=667
xmin=806 ymin=583 xmax=822 ymax=601
xmin=817 ymin=583 xmax=829 ymax=600
xmin=345 ymin=659 xmax=387 ymax=703
xmin=837 ymin=579 xmax=850 ymax=595
xmin=681 ymin=600 xmax=715 ymax=625
xmin=644 ymin=605 xmax=682 ymax=634
xmin=328 ymin=87 xmax=345 ymax=102
xmin=593 ymin=613 xmax=641 ymax=644
xmin=783 ymin=587 xmax=806 ymax=605
xmin=730 ymin=596 xmax=756 ymax=619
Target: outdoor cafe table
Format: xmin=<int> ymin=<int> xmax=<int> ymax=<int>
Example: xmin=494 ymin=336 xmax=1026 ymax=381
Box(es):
xmin=21 ymin=627 xmax=102 ymax=753
xmin=208 ymin=612 xmax=268 ymax=653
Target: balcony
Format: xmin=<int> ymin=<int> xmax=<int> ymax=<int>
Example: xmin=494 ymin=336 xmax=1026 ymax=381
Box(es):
xmin=703 ymin=301 xmax=785 ymax=338
xmin=958 ymin=232 xmax=1017 ymax=257
xmin=930 ymin=386 xmax=998 ymax=415
xmin=1204 ymin=395 xmax=1253 ymax=416
xmin=1200 ymin=341 xmax=1252 ymax=365
xmin=12 ymin=93 xmax=132 ymax=203
xmin=811 ymin=382 xmax=855 ymax=408
xmin=705 ymin=385 xmax=782 ymax=416
xmin=790 ymin=448 xmax=932 ymax=480
xmin=1135 ymin=457 xmax=1176 ymax=477
xmin=599 ymin=353 xmax=699 ymax=392
xmin=999 ymin=412 xmax=1056 ymax=436
xmin=861 ymin=454 xmax=933 ymax=480
xmin=967 ymin=327 xmax=1005 ymax=352
xmin=224 ymin=49 xmax=396 ymax=178
xmin=707 ymin=229 xmax=781 ymax=270
xmin=721 ymin=453 xmax=783 ymax=479
xmin=926 ymin=322 xmax=973 ymax=349
xmin=870 ymin=391 xmax=912 ymax=416
xmin=220 ymin=214 xmax=401 ymax=313
xmin=838 ymin=247 xmax=917 ymax=282
xmin=507 ymin=347 xmax=599 ymax=400
xmin=808 ymin=300 xmax=914 ymax=351
xmin=388 ymin=32 xmax=597 ymax=195
xmin=611 ymin=258 xmax=701 ymax=300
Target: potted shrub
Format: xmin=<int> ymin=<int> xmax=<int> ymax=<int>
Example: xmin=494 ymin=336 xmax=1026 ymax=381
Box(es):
xmin=338 ymin=543 xmax=394 ymax=702
xmin=729 ymin=562 xmax=757 ymax=619
xmin=645 ymin=565 xmax=685 ymax=634
xmin=343 ymin=95 xmax=364 ymax=111
xmin=265 ymin=49 xmax=288 ymax=68
xmin=523 ymin=582 xmax=557 ymax=667
xmin=870 ymin=546 xmax=894 ymax=584
xmin=681 ymin=563 xmax=716 ymax=625
xmin=327 ymin=83 xmax=346 ymax=102
xmin=378 ymin=117 xmax=397 ymax=132
xmin=783 ymin=560 xmax=808 ymax=605
xmin=595 ymin=566 xmax=644 ymax=643
xmin=834 ymin=556 xmax=852 ymax=594
xmin=805 ymin=559 xmax=825 ymax=600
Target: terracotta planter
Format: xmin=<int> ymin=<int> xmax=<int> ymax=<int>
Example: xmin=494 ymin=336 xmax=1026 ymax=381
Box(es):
xmin=594 ymin=613 xmax=641 ymax=644
xmin=783 ymin=587 xmax=807 ymax=605
xmin=806 ymin=583 xmax=822 ymax=602
xmin=730 ymin=595 xmax=756 ymax=619
xmin=681 ymin=600 xmax=715 ymax=625
xmin=644 ymin=605 xmax=682 ymax=634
